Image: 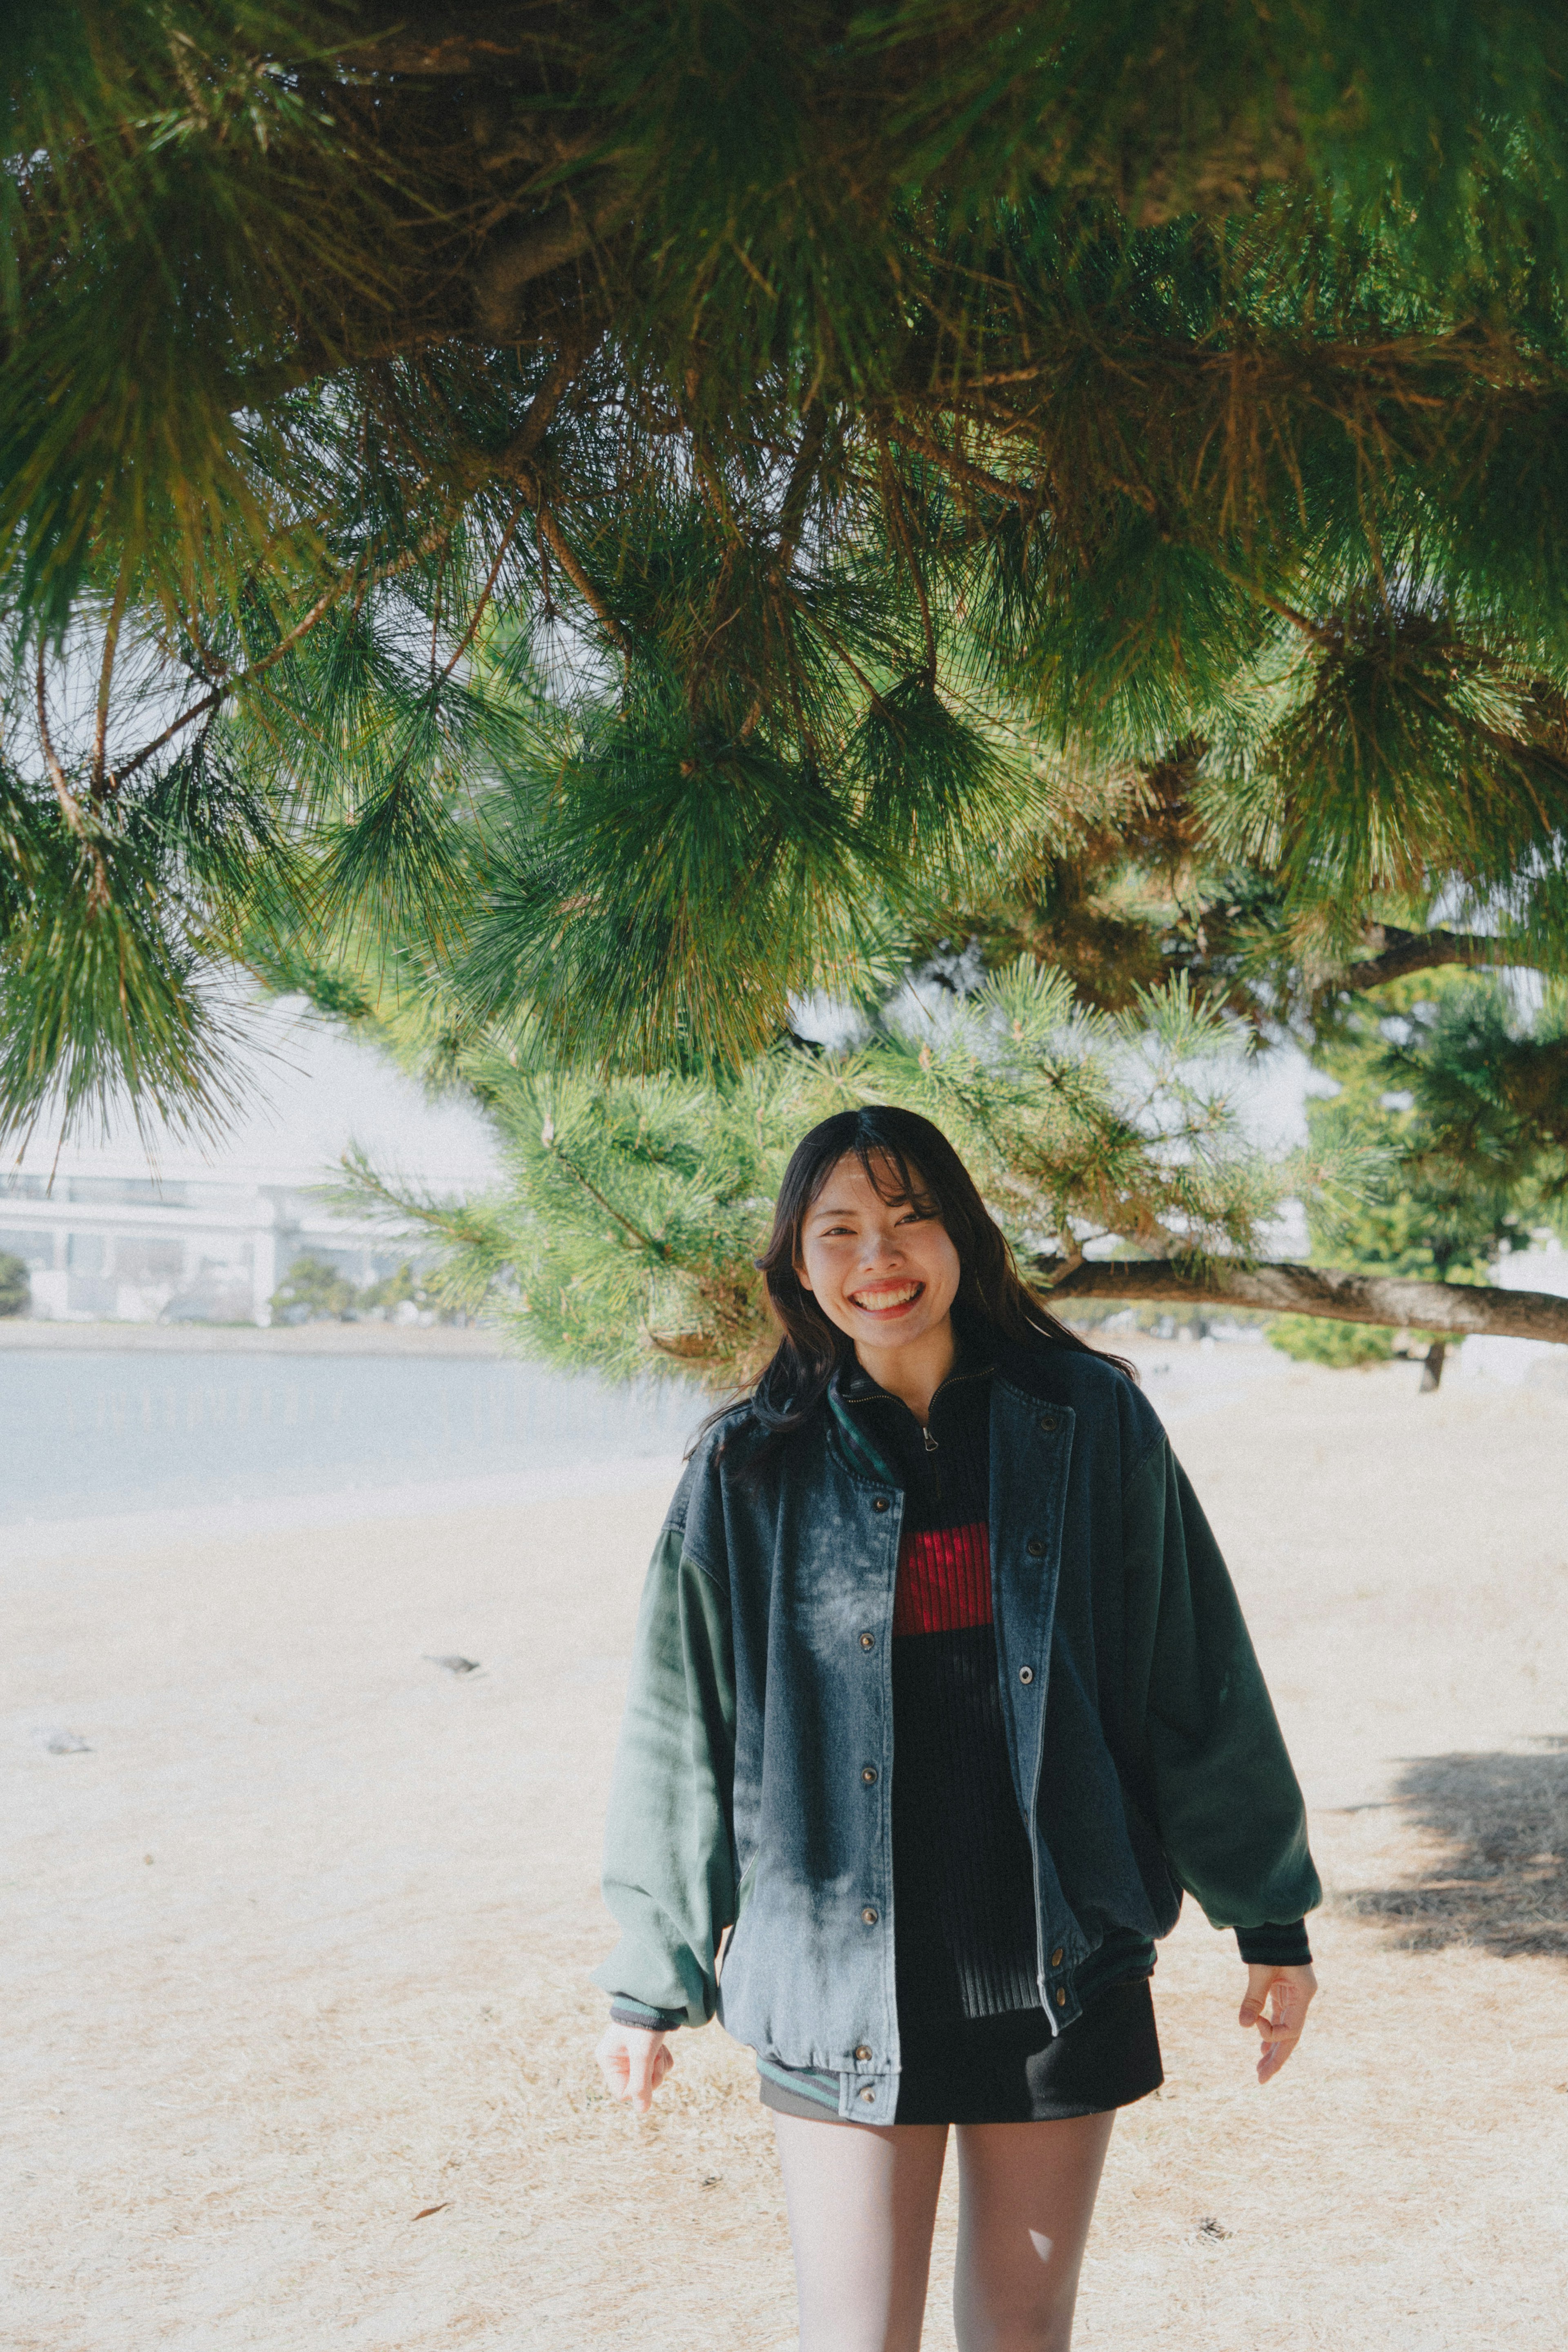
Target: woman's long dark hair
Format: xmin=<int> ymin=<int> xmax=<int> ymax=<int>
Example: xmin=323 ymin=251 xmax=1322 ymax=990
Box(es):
xmin=726 ymin=1104 xmax=1131 ymax=1474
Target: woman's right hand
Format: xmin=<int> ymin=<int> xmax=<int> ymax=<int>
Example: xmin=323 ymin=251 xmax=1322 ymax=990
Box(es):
xmin=595 ymin=2022 xmax=674 ymax=2116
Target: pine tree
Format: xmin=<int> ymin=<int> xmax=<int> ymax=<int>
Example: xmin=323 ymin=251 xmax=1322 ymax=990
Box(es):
xmin=9 ymin=8 xmax=1568 ymax=1133
xmin=1270 ymin=971 xmax=1568 ymax=1379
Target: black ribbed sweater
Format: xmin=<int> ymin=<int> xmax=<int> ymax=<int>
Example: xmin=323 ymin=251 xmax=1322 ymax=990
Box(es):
xmin=840 ymin=1359 xmax=1042 ymax=2033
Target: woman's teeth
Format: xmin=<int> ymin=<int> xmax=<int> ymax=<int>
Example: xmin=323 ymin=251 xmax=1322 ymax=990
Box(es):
xmin=851 ymin=1283 xmax=922 ymax=1309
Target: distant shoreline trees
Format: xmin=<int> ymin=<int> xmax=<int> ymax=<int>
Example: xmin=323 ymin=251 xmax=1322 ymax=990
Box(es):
xmin=268 ymin=1254 xmax=454 ymax=1328
xmin=0 ymin=1252 xmax=29 ymax=1318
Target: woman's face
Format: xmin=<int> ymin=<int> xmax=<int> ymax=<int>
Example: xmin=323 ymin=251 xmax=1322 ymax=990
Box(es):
xmin=795 ymin=1151 xmax=962 ymax=1352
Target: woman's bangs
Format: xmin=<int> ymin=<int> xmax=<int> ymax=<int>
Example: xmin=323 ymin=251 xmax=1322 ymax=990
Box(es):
xmin=846 ymin=1141 xmax=940 ymax=1219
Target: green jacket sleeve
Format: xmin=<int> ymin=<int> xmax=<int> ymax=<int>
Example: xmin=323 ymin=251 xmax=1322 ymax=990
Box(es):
xmin=588 ymin=1520 xmax=738 ymax=2030
xmin=1123 ymin=1436 xmax=1321 ymax=1933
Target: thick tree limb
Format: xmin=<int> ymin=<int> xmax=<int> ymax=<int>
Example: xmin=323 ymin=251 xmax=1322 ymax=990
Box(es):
xmin=473 ymin=185 xmax=633 ymax=337
xmin=332 ymin=38 xmax=532 ymax=78
xmin=1033 ymin=1257 xmax=1568 ymax=1344
xmin=1332 ymin=925 xmax=1537 ymax=993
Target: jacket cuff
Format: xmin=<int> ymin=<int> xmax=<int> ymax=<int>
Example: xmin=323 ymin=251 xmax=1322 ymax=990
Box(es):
xmin=608 ymin=1998 xmax=685 ymax=2032
xmin=1235 ymin=1919 xmax=1312 ymax=1967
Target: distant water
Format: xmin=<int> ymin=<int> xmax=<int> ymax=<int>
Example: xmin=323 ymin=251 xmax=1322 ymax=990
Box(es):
xmin=0 ymin=1349 xmax=705 ymax=1525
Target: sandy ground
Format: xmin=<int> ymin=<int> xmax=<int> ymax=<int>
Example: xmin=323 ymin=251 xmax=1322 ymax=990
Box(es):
xmin=6 ymin=1343 xmax=1568 ymax=2351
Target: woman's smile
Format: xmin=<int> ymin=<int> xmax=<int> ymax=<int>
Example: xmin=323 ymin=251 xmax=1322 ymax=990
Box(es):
xmin=846 ymin=1279 xmax=925 ymax=1316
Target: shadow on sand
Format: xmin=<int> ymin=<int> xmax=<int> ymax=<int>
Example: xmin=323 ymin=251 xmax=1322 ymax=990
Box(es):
xmin=1342 ymin=1739 xmax=1568 ymax=1959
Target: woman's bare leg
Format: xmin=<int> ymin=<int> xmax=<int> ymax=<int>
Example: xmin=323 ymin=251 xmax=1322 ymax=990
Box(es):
xmin=771 ymin=2112 xmax=950 ymax=2352
xmin=950 ymin=2112 xmax=1115 ymax=2352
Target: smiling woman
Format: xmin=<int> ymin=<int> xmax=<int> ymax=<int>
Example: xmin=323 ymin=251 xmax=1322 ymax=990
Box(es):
xmin=590 ymin=1104 xmax=1322 ymax=2352
xmin=744 ymin=1106 xmax=1115 ymax=1476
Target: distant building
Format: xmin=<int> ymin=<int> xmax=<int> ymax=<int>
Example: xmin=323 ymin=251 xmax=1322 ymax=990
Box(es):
xmin=0 ymin=1159 xmax=430 ymax=1326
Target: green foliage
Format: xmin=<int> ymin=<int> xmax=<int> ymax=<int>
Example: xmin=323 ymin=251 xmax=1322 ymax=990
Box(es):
xmin=1268 ymin=1315 xmax=1394 ymax=1369
xmin=9 ymin=11 xmax=1568 ymax=1128
xmin=1303 ymin=971 xmax=1563 ymax=1266
xmin=1266 ymin=968 xmax=1566 ymax=1367
xmin=358 ymin=1261 xmax=447 ymax=1317
xmin=270 ymin=1255 xmax=360 ymax=1323
xmin=0 ymin=1249 xmax=29 ymax=1317
xmin=1384 ymin=981 xmax=1568 ymax=1235
xmin=268 ymin=1250 xmax=450 ymax=1324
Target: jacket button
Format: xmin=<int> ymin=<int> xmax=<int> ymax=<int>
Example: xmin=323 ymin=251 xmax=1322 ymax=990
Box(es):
xmin=861 ymin=1766 xmax=878 ymax=1784
xmin=873 ymin=1496 xmax=890 ymax=1512
xmin=859 ymin=1631 xmax=875 ymax=1651
xmin=862 ymin=1906 xmax=879 ymax=1926
xmin=1055 ymin=1986 xmax=1067 ymax=2007
xmin=1039 ymin=1413 xmax=1058 ymax=1433
xmin=854 ymin=2044 xmax=873 ymax=2062
xmin=1019 ymin=1666 xmax=1035 ymax=1685
xmin=859 ymin=2087 xmax=876 ymax=2103
xmin=1050 ymin=1946 xmax=1065 ymax=1968
xmin=1026 ymin=1537 xmax=1046 ymax=1557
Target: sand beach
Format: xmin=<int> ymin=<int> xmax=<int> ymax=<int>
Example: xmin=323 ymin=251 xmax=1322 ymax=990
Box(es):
xmin=6 ymin=1339 xmax=1568 ymax=2349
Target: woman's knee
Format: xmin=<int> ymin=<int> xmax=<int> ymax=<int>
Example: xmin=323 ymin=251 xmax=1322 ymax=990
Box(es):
xmin=953 ymin=2256 xmax=1082 ymax=2352
xmin=953 ymin=2292 xmax=1078 ymax=2352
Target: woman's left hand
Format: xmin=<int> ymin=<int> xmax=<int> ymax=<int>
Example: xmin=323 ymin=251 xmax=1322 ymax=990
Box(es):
xmin=1239 ymin=1962 xmax=1317 ymax=2084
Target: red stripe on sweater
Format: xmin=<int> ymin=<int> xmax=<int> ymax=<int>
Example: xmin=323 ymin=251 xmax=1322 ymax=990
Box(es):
xmin=892 ymin=1521 xmax=993 ymax=1636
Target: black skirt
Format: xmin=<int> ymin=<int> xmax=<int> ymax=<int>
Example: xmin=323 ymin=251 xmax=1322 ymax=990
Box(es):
xmin=760 ymin=1976 xmax=1163 ymax=2127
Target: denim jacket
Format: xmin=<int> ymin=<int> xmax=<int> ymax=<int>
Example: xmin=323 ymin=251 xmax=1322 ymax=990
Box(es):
xmin=591 ymin=1337 xmax=1320 ymax=2125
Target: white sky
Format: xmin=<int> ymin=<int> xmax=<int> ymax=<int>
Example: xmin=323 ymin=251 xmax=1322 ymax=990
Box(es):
xmin=6 ymin=992 xmax=503 ymax=1192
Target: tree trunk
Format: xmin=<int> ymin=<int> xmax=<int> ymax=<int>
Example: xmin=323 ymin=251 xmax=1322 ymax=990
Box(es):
xmin=1032 ymin=1259 xmax=1568 ymax=1346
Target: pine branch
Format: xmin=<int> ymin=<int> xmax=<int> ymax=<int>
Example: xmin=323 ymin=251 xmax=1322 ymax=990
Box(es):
xmin=90 ymin=563 xmax=131 ymax=803
xmin=437 ymin=500 xmax=526 ymax=682
xmin=529 ymin=499 xmax=630 ymax=651
xmin=34 ymin=645 xmax=85 ymax=840
xmin=18 ymin=12 xmax=1568 ymax=1134
xmin=775 ymin=402 xmax=829 ymax=578
xmin=1332 ymin=927 xmax=1544 ymax=994
xmin=111 ymin=523 xmax=458 ymax=788
xmin=1033 ymin=1257 xmax=1568 ymax=1344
